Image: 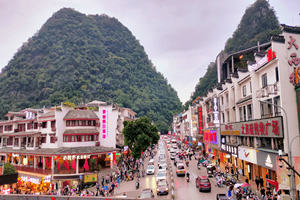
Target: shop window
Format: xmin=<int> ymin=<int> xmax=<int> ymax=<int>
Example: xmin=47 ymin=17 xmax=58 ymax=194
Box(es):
xmin=262 ymin=73 xmax=268 ymax=88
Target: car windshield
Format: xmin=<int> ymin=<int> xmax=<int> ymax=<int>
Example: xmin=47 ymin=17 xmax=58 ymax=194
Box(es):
xmin=158 ymin=181 xmax=167 ymax=187
xmin=140 ymin=191 xmax=152 ymax=198
xmin=177 ymin=165 xmax=184 ymax=169
xmin=200 ymin=179 xmax=209 ymax=183
xmin=157 ymin=172 xmax=166 ymax=177
xmin=147 ymin=165 xmax=154 ymax=169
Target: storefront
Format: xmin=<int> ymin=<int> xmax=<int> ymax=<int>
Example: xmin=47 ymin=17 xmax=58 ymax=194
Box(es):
xmin=238 ymin=146 xmax=257 ymax=181
xmin=204 ymin=129 xmax=219 ymax=162
xmin=220 ymin=138 xmax=238 ymax=171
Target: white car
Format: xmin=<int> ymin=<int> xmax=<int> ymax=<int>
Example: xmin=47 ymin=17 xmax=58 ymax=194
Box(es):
xmin=147 ymin=165 xmax=155 ymax=175
xmin=156 ymin=171 xmax=167 ymax=182
xmin=159 ymin=162 xmax=168 ymax=169
xmin=158 ymin=167 xmax=167 ymax=174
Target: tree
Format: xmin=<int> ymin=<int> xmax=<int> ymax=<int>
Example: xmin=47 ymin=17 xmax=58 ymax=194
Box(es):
xmin=3 ymin=163 xmax=17 ymax=175
xmin=122 ymin=117 xmax=159 ymax=159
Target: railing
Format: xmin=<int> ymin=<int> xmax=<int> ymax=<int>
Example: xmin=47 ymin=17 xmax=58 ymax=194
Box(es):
xmin=15 ymin=166 xmax=51 ymax=174
xmin=256 ymin=83 xmax=279 ymax=98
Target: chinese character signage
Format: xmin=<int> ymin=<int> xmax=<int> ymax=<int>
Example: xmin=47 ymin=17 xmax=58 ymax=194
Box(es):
xmin=198 ymin=107 xmax=203 ymax=134
xmin=102 ymin=109 xmax=108 ymax=139
xmin=204 ymin=130 xmax=217 ymax=145
xmin=220 ymin=144 xmax=238 ymax=157
xmin=288 ymin=35 xmax=300 ymax=87
xmin=221 ymin=116 xmax=283 ymax=138
xmin=212 ymin=97 xmax=220 ymax=125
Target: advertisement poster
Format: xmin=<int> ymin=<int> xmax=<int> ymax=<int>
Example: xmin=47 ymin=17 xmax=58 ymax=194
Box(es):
xmin=294 ymin=157 xmax=300 ymax=191
xmin=277 ymin=156 xmax=290 ymax=190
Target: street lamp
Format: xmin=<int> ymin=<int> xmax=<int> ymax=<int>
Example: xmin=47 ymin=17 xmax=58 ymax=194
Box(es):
xmin=258 ymin=100 xmax=296 ymax=200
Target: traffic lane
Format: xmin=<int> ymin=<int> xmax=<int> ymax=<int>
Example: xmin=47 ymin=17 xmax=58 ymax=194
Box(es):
xmin=173 ymin=157 xmax=227 ymax=200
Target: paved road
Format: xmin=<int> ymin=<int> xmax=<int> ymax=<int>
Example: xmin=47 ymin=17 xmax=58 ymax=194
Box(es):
xmin=168 ymin=151 xmax=227 ymax=200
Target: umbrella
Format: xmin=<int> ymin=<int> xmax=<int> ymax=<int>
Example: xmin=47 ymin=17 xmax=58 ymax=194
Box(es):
xmin=241 ymin=183 xmax=251 ymax=187
xmin=234 ymin=183 xmax=243 ymax=188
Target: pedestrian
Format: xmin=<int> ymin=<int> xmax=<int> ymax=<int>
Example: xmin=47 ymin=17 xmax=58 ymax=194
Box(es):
xmin=101 ymin=176 xmax=104 ymax=186
xmin=255 ymin=177 xmax=260 ymax=190
xmin=96 ymin=182 xmax=100 ymax=194
xmin=260 ymin=177 xmax=264 ymax=189
xmin=260 ymin=187 xmax=266 ymax=198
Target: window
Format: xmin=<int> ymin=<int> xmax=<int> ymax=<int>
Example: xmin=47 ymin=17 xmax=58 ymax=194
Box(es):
xmin=239 ymin=107 xmax=243 ymax=122
xmin=250 ymin=82 xmax=252 ymax=93
xmin=4 ymin=125 xmax=12 ymax=131
xmin=275 ymin=67 xmax=279 ymax=82
xmin=227 ymin=111 xmax=230 ymax=123
xmin=34 ymin=123 xmax=38 ymax=129
xmin=41 ymin=122 xmax=47 ymax=128
xmin=50 ymin=136 xmax=56 ymax=143
xmin=222 ymin=112 xmax=225 ymax=123
xmin=63 ymin=135 xmax=97 ymax=142
xmin=221 ymin=96 xmax=224 ymax=105
xmin=41 ymin=137 xmax=46 ymax=144
xmin=274 ymin=96 xmax=281 ymax=115
xmin=27 ymin=123 xmax=33 ymax=130
xmin=243 ymin=106 xmax=247 ymax=122
xmin=226 ymin=93 xmax=229 ymax=104
xmin=0 ymin=126 xmax=3 ymax=133
xmin=242 ymin=85 xmax=247 ymax=97
xmin=247 ymin=104 xmax=252 ymax=120
xmin=51 ymin=121 xmax=56 ymax=129
xmin=18 ymin=124 xmax=25 ymax=132
xmin=262 ymin=73 xmax=268 ymax=88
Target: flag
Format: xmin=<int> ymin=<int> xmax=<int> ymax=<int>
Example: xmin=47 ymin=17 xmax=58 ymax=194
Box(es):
xmin=84 ymin=158 xmax=89 ymax=171
xmin=64 ymin=160 xmax=69 ymax=170
xmin=72 ymin=159 xmax=76 ymax=170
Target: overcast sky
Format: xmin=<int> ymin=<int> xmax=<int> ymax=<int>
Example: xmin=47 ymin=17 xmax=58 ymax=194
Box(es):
xmin=0 ymin=0 xmax=299 ymax=103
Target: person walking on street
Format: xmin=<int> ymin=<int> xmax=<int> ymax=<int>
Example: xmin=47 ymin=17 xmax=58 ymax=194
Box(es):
xmin=255 ymin=177 xmax=260 ymax=191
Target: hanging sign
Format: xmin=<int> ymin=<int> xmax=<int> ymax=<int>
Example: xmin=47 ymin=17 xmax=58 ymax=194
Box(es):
xmin=102 ymin=109 xmax=108 ymax=139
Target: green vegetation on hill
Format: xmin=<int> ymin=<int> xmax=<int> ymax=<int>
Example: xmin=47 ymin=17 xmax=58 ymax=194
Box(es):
xmin=185 ymin=0 xmax=280 ymax=108
xmin=0 ymin=8 xmax=182 ymax=131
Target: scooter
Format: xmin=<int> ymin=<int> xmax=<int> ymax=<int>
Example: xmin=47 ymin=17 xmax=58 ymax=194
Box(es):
xmin=186 ymin=176 xmax=190 ymax=183
xmin=136 ymin=181 xmax=140 ymax=189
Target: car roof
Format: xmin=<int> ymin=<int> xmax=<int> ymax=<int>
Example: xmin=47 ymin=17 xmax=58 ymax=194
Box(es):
xmin=142 ymin=188 xmax=152 ymax=192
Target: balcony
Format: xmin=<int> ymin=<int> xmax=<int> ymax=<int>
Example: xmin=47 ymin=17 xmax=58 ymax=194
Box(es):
xmin=256 ymin=83 xmax=279 ymax=98
xmin=15 ymin=165 xmax=51 ymax=175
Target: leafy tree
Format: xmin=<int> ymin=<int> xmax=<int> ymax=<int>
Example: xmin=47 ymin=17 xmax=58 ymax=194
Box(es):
xmin=3 ymin=163 xmax=17 ymax=175
xmin=0 ymin=8 xmax=182 ymax=131
xmin=123 ymin=117 xmax=159 ymax=159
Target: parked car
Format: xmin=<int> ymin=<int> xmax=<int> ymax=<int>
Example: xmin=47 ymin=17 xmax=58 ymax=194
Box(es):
xmin=195 ymin=176 xmax=211 ymax=192
xmin=156 ymin=180 xmax=169 ymax=195
xmin=148 ymin=159 xmax=154 ymax=166
xmin=170 ymin=153 xmax=176 ymax=160
xmin=146 ymin=165 xmax=155 ymax=175
xmin=156 ymin=171 xmax=167 ymax=182
xmin=139 ymin=188 xmax=155 ymax=199
xmin=176 ymin=163 xmax=186 ymax=177
xmin=206 ymin=165 xmax=216 ymax=177
xmin=216 ymin=193 xmax=228 ymax=200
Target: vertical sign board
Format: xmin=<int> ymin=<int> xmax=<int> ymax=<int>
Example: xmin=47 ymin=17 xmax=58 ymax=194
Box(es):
xmin=102 ymin=109 xmax=108 ymax=139
xmin=212 ymin=97 xmax=220 ymax=125
xmin=198 ymin=107 xmax=203 ymax=134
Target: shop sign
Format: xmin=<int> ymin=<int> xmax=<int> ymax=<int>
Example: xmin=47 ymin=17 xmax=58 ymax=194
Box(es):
xmin=84 ymin=173 xmax=98 ymax=183
xmin=21 ymin=176 xmax=41 ymax=184
xmin=277 ymin=156 xmax=290 ymax=190
xmin=294 ymin=157 xmax=300 ymax=190
xmin=43 ymin=175 xmax=51 ymax=183
xmin=63 ymin=155 xmax=91 ymax=160
xmin=212 ymin=97 xmax=220 ymax=125
xmin=220 ymin=144 xmax=238 ymax=157
xmin=204 ymin=130 xmax=217 ymax=145
xmin=287 ymin=35 xmax=300 ymax=87
xmin=221 ymin=116 xmax=283 ymax=138
xmin=198 ymin=107 xmax=204 ymax=134
xmin=238 ymin=146 xmax=257 ymax=164
xmin=256 ymin=150 xmax=277 ymax=171
xmin=101 ymin=108 xmax=108 ymax=139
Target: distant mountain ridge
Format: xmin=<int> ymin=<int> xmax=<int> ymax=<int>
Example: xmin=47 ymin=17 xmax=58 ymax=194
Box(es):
xmin=0 ymin=8 xmax=182 ymax=131
xmin=185 ymin=0 xmax=281 ymax=108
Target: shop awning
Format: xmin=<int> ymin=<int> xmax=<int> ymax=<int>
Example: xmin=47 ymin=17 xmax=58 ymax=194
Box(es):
xmin=63 ymin=129 xmax=99 ymax=136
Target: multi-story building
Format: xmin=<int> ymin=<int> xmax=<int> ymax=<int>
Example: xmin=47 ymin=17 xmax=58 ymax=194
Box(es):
xmin=197 ymin=25 xmax=300 ymax=197
xmin=0 ymin=100 xmax=135 ymax=191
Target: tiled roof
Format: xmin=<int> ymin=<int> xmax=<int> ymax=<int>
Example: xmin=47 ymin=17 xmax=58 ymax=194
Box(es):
xmin=63 ymin=129 xmax=99 ymax=135
xmin=39 ymin=111 xmax=55 ymax=118
xmin=5 ymin=112 xmax=26 ymax=117
xmin=0 ymin=146 xmax=119 ymax=155
xmin=236 ymin=95 xmax=252 ymax=105
xmin=64 ymin=110 xmax=98 ymax=120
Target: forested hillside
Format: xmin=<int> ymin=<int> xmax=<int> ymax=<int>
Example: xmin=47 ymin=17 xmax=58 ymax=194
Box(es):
xmin=0 ymin=8 xmax=182 ymax=131
xmin=185 ymin=0 xmax=281 ymax=108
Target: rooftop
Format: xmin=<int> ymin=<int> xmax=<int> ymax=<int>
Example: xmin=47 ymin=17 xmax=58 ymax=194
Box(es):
xmin=64 ymin=110 xmax=98 ymax=120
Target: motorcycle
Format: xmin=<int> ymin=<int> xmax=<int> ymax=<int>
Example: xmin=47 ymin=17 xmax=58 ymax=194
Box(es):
xmin=197 ymin=162 xmax=201 ymax=169
xmin=136 ymin=181 xmax=140 ymax=189
xmin=186 ymin=161 xmax=189 ymax=167
xmin=186 ymin=176 xmax=190 ymax=182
